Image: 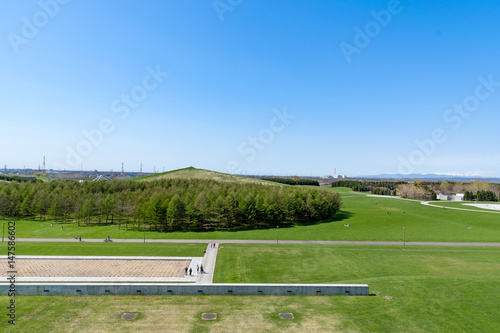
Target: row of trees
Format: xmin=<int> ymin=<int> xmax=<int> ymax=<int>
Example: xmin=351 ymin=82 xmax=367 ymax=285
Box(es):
xmin=0 ymin=175 xmax=40 ymax=183
xmin=331 ymin=181 xmax=369 ymax=191
xmin=332 ymin=179 xmax=500 ymax=201
xmin=0 ymin=178 xmax=341 ymax=230
xmin=263 ymin=178 xmax=319 ymax=186
xmin=372 ymin=188 xmax=395 ymax=196
xmin=331 ymin=180 xmax=404 ymax=193
xmin=464 ymin=190 xmax=498 ymax=202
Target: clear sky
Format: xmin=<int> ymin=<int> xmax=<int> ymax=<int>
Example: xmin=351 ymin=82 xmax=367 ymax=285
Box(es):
xmin=1 ymin=0 xmax=499 ymax=176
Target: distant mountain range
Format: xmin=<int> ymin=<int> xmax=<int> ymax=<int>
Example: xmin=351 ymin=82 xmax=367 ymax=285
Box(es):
xmin=355 ymin=174 xmax=500 ymax=182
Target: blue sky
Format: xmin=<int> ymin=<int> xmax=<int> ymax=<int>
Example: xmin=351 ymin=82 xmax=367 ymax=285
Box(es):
xmin=1 ymin=0 xmax=499 ymax=176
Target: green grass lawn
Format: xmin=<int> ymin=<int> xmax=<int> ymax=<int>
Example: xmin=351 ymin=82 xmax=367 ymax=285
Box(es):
xmin=7 ymin=188 xmax=500 ymax=242
xmin=0 ymin=295 xmax=373 ymax=333
xmin=3 ymin=244 xmax=499 ymax=332
xmin=213 ymin=243 xmax=500 ymax=332
xmin=0 ymin=242 xmax=206 ymax=257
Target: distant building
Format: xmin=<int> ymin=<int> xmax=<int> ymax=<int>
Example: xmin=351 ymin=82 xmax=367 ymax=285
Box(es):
xmin=437 ymin=193 xmax=464 ymax=201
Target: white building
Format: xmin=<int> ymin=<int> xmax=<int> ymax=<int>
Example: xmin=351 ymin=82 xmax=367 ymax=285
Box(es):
xmin=437 ymin=193 xmax=464 ymax=201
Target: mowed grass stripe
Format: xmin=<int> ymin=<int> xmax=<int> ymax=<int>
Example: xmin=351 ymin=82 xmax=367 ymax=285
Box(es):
xmin=214 ymin=244 xmax=500 ymax=283
xmin=0 ymin=242 xmax=206 ymax=257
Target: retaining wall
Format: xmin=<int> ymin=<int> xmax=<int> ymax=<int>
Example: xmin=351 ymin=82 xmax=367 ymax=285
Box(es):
xmin=1 ymin=283 xmax=369 ymax=296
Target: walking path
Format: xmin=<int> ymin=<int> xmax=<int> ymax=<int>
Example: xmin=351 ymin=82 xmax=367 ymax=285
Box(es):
xmin=351 ymin=192 xmax=500 ymax=214
xmin=196 ymin=243 xmax=218 ymax=284
xmin=421 ymin=201 xmax=500 ymax=214
xmin=13 ymin=238 xmax=500 ymax=246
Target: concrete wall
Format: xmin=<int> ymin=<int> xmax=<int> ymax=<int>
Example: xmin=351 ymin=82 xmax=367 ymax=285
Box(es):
xmin=1 ymin=283 xmax=369 ymax=296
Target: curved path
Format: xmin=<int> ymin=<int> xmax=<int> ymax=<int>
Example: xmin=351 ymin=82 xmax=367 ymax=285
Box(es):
xmin=421 ymin=201 xmax=500 ymax=214
xmin=352 ymin=192 xmax=500 ymax=214
xmin=14 ymin=238 xmax=500 ymax=247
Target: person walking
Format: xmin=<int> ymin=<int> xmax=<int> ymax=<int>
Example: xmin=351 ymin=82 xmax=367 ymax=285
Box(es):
xmin=201 ymin=265 xmax=204 ymax=274
xmin=196 ymin=265 xmax=199 ymax=274
xmin=184 ymin=267 xmax=188 ymax=275
xmin=189 ymin=268 xmax=192 ymax=276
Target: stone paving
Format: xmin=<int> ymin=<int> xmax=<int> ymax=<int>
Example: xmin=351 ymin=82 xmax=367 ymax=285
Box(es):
xmin=1 ymin=257 xmax=197 ymax=282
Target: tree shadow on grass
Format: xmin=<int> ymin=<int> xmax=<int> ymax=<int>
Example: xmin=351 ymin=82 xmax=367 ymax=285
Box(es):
xmin=293 ymin=210 xmax=354 ymax=227
xmin=17 ymin=210 xmax=355 ymax=234
xmin=170 ymin=210 xmax=355 ymax=233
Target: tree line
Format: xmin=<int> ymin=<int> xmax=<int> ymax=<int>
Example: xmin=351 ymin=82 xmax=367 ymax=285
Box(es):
xmin=0 ymin=174 xmax=40 ymax=183
xmin=372 ymin=188 xmax=395 ymax=196
xmin=331 ymin=180 xmax=404 ymax=193
xmin=332 ymin=179 xmax=500 ymax=201
xmin=263 ymin=178 xmax=319 ymax=186
xmin=0 ymin=179 xmax=341 ymax=231
xmin=464 ymin=190 xmax=498 ymax=202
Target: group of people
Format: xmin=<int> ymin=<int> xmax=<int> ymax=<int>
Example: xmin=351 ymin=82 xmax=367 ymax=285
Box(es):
xmin=74 ymin=235 xmax=82 ymax=241
xmin=185 ymin=264 xmax=204 ymax=276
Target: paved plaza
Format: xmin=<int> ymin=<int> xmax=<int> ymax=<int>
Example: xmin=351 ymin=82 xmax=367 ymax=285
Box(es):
xmin=2 ymin=243 xmax=218 ymax=283
xmin=2 ymin=258 xmax=189 ymax=280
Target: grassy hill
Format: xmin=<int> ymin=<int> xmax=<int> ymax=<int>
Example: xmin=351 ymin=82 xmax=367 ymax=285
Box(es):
xmin=134 ymin=166 xmax=276 ymax=185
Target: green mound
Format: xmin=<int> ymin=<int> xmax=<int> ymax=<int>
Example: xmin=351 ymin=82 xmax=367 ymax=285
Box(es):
xmin=134 ymin=167 xmax=275 ymax=185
